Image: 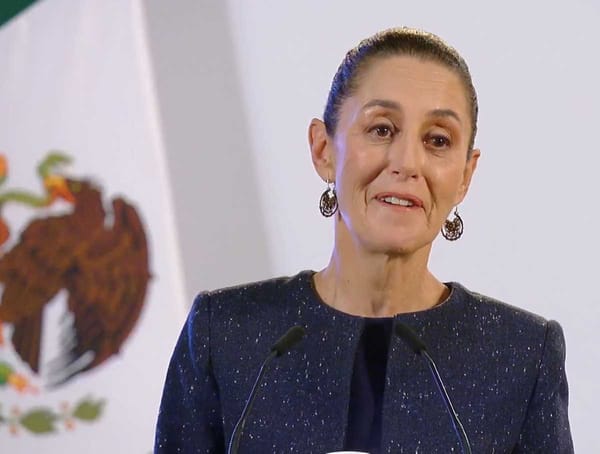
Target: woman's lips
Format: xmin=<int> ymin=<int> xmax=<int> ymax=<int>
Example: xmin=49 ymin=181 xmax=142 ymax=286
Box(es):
xmin=375 ymin=192 xmax=424 ymax=209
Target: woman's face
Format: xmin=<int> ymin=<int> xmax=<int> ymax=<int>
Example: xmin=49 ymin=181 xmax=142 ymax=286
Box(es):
xmin=312 ymin=55 xmax=480 ymax=256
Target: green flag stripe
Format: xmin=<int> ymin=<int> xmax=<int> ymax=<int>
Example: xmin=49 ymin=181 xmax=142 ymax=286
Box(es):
xmin=0 ymin=0 xmax=38 ymax=28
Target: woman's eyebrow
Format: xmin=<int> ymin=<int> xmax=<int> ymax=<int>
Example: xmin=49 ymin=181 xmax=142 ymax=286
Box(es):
xmin=361 ymin=99 xmax=402 ymax=111
xmin=427 ymin=108 xmax=462 ymax=124
xmin=361 ymin=101 xmax=462 ymax=125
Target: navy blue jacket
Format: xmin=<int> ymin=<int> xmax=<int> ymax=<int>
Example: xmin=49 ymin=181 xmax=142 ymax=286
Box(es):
xmin=155 ymin=271 xmax=573 ymax=453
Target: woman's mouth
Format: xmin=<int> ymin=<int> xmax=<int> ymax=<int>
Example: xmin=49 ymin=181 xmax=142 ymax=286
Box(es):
xmin=375 ymin=193 xmax=423 ymax=209
xmin=380 ymin=196 xmax=414 ymax=207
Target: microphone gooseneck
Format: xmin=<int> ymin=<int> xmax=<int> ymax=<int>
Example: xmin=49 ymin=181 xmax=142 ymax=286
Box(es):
xmin=227 ymin=325 xmax=306 ymax=454
xmin=394 ymin=322 xmax=427 ymax=354
xmin=394 ymin=322 xmax=472 ymax=454
xmin=271 ymin=325 xmax=305 ymax=357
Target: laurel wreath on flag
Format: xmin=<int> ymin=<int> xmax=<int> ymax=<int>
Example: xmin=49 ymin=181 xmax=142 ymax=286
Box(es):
xmin=1 ymin=360 xmax=104 ymax=434
xmin=0 ymin=361 xmax=105 ymax=434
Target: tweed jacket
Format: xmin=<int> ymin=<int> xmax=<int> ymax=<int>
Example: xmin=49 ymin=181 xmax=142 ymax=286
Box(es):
xmin=155 ymin=271 xmax=573 ymax=453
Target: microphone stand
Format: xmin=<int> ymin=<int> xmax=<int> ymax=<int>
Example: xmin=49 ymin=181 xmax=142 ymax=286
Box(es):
xmin=395 ymin=322 xmax=472 ymax=454
xmin=227 ymin=325 xmax=305 ymax=454
xmin=227 ymin=349 xmax=277 ymax=454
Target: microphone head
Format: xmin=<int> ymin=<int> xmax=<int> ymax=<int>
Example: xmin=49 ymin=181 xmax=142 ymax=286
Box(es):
xmin=395 ymin=322 xmax=427 ymax=355
xmin=271 ymin=325 xmax=306 ymax=357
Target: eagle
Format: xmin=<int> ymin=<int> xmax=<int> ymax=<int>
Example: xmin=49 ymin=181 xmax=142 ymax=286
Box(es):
xmin=0 ymin=176 xmax=151 ymax=387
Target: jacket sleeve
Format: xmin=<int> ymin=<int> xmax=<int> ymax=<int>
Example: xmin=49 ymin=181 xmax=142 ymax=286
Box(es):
xmin=514 ymin=320 xmax=574 ymax=453
xmin=155 ymin=293 xmax=225 ymax=453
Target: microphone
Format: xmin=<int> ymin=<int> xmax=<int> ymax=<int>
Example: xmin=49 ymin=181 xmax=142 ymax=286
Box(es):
xmin=271 ymin=325 xmax=305 ymax=357
xmin=394 ymin=323 xmax=472 ymax=454
xmin=227 ymin=325 xmax=306 ymax=454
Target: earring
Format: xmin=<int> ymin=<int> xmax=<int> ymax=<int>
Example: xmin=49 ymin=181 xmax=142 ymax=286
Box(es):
xmin=319 ymin=180 xmax=338 ymax=217
xmin=441 ymin=207 xmax=463 ymax=241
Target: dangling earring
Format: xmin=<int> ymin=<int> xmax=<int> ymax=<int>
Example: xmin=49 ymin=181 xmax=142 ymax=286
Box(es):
xmin=441 ymin=207 xmax=463 ymax=241
xmin=319 ymin=180 xmax=338 ymax=217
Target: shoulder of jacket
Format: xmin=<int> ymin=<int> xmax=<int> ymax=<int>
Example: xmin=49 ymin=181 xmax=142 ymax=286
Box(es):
xmin=190 ymin=271 xmax=310 ymax=314
xmin=451 ymin=282 xmax=549 ymax=332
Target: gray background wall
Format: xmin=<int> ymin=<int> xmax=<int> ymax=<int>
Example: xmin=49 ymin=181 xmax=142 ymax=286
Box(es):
xmin=144 ymin=1 xmax=271 ymax=298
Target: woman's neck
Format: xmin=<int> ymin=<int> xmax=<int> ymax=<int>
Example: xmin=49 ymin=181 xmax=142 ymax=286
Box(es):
xmin=314 ymin=230 xmax=448 ymax=317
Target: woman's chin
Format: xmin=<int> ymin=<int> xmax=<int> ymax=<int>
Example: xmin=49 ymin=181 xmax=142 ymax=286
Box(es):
xmin=361 ymin=235 xmax=432 ymax=258
xmin=338 ymin=218 xmax=434 ymax=257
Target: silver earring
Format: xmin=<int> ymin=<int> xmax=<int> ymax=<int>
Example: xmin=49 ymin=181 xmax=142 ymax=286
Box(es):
xmin=441 ymin=207 xmax=463 ymax=241
xmin=319 ymin=180 xmax=338 ymax=217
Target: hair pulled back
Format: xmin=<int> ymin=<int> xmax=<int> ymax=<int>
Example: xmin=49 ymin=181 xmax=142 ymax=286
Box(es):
xmin=323 ymin=27 xmax=478 ymax=154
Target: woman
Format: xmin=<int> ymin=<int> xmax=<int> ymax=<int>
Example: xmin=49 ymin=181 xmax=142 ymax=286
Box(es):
xmin=155 ymin=28 xmax=573 ymax=453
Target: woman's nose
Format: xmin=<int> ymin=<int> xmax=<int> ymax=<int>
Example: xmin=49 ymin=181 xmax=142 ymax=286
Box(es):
xmin=388 ymin=133 xmax=422 ymax=180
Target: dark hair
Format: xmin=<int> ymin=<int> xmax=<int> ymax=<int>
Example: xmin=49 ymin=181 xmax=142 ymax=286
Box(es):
xmin=323 ymin=27 xmax=478 ymax=154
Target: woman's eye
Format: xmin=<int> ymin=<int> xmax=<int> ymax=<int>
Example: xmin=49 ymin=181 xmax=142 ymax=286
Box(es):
xmin=369 ymin=125 xmax=394 ymax=139
xmin=425 ymin=134 xmax=451 ymax=149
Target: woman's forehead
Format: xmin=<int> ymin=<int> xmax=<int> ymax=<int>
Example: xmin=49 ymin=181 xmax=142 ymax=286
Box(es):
xmin=351 ymin=55 xmax=470 ymax=116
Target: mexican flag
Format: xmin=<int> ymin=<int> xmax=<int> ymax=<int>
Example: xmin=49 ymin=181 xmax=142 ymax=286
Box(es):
xmin=0 ymin=1 xmax=186 ymax=452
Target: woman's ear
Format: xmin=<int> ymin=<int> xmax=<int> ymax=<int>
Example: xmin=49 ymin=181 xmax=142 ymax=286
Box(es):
xmin=308 ymin=118 xmax=335 ymax=181
xmin=455 ymin=148 xmax=481 ymax=204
